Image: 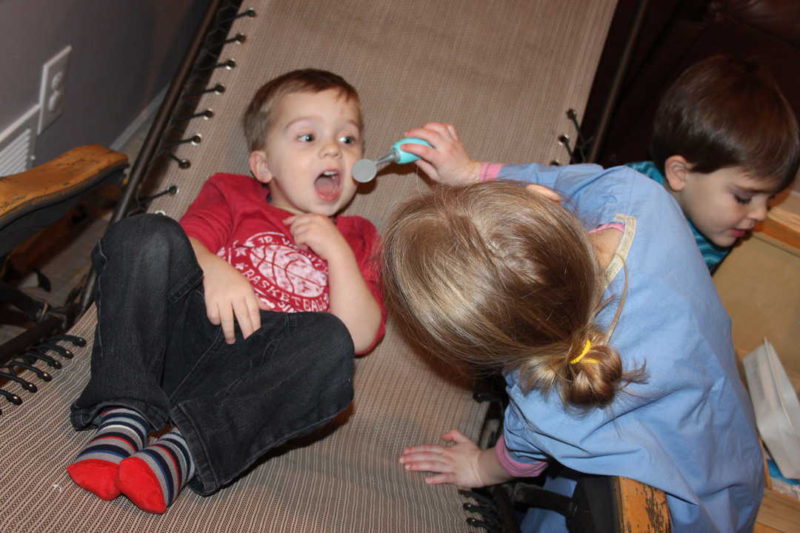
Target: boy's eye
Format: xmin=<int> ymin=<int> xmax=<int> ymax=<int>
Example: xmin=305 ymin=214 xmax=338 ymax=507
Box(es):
xmin=734 ymin=194 xmax=752 ymax=205
xmin=298 ymin=134 xmax=314 ymax=142
xmin=340 ymin=135 xmax=357 ymax=145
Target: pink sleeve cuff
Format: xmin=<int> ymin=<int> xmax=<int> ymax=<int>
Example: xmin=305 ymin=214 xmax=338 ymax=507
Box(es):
xmin=479 ymin=162 xmax=503 ymax=182
xmin=495 ymin=435 xmax=549 ymax=478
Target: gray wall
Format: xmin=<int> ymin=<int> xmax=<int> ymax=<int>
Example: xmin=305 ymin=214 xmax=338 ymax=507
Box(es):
xmin=0 ymin=0 xmax=209 ymax=163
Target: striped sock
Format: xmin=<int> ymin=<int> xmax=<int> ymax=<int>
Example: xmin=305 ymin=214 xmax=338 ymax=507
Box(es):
xmin=67 ymin=407 xmax=148 ymax=500
xmin=116 ymin=428 xmax=195 ymax=514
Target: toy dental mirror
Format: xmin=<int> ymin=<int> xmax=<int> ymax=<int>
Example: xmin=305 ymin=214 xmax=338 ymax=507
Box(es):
xmin=352 ymin=137 xmax=432 ymax=183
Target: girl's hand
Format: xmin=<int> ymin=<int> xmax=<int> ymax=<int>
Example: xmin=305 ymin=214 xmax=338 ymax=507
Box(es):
xmin=283 ymin=214 xmax=348 ymax=262
xmin=525 ymin=183 xmax=562 ymax=203
xmin=400 ymin=123 xmax=482 ymax=186
xmin=399 ymin=430 xmax=487 ymax=488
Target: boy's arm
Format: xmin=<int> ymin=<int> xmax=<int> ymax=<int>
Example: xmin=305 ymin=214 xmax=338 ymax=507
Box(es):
xmin=326 ymin=241 xmax=382 ymax=353
xmin=283 ymin=214 xmax=381 ymax=353
xmin=189 ymin=237 xmax=266 ymax=344
xmin=181 ymin=174 xmax=270 ymax=343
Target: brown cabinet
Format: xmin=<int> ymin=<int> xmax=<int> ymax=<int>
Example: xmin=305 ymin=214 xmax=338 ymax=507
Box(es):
xmin=714 ymin=193 xmax=800 ymax=532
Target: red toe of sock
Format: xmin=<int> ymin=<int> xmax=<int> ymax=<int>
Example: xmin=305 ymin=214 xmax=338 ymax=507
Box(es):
xmin=116 ymin=456 xmax=167 ymax=514
xmin=67 ymin=460 xmax=121 ymax=500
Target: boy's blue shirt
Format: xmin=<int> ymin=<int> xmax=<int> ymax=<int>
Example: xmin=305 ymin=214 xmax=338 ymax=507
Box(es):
xmin=625 ymin=161 xmax=729 ymax=272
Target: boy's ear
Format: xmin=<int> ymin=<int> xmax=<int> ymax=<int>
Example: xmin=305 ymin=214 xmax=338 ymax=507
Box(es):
xmin=663 ymin=155 xmax=692 ymax=192
xmin=249 ymin=150 xmax=272 ymax=184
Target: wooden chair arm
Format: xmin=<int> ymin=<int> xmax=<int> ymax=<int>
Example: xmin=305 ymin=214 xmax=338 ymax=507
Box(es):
xmin=0 ymin=145 xmax=128 ymax=222
xmin=759 ymin=194 xmax=800 ymax=253
xmin=614 ymin=476 xmax=671 ymax=532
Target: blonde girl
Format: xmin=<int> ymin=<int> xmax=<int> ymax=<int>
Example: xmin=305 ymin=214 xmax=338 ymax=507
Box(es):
xmin=384 ymin=123 xmax=764 ymax=533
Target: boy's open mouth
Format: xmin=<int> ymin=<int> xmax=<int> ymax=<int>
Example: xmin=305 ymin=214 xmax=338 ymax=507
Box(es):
xmin=315 ymin=170 xmax=341 ymax=201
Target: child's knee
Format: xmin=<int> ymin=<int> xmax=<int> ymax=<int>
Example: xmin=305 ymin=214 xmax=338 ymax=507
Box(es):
xmin=102 ymin=214 xmax=184 ymax=257
xmin=293 ymin=313 xmax=355 ymax=375
xmin=317 ymin=313 xmax=355 ymax=360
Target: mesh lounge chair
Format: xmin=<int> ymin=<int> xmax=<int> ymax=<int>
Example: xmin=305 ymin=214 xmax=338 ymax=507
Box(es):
xmin=0 ymin=1 xmax=670 ymax=531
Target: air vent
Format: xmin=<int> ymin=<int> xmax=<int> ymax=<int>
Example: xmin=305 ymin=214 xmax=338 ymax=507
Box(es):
xmin=0 ymin=105 xmax=39 ymax=177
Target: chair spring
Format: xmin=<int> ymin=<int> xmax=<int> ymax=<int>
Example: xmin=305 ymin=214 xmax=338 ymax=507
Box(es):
xmin=0 ymin=334 xmax=86 ymax=415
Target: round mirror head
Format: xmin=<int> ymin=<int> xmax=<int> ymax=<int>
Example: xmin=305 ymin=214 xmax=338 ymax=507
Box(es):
xmin=352 ymin=158 xmax=378 ymax=183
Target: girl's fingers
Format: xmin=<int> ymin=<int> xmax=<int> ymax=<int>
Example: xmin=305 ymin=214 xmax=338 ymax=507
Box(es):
xmin=399 ymin=142 xmax=428 ymax=156
xmin=401 ymin=457 xmax=453 ymax=473
xmin=414 ymin=160 xmax=438 ymax=179
xmin=403 ymin=125 xmax=435 ymax=139
xmin=441 ymin=429 xmax=469 ymax=443
xmin=404 ymin=124 xmax=447 ymax=146
xmin=402 ymin=144 xmax=441 ymax=169
xmin=402 ymin=444 xmax=446 ymax=454
xmin=447 ymin=124 xmax=459 ymax=140
xmin=423 ymin=473 xmax=454 ymax=485
xmin=525 ymin=183 xmax=562 ymax=203
xmin=420 ymin=122 xmax=454 ymax=138
xmin=400 ymin=450 xmax=446 ymax=463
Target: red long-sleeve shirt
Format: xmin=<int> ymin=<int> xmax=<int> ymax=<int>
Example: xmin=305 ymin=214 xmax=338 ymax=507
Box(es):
xmin=180 ymin=172 xmax=385 ymax=352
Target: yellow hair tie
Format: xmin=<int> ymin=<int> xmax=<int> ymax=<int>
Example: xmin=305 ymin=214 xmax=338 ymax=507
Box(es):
xmin=570 ymin=340 xmax=597 ymax=364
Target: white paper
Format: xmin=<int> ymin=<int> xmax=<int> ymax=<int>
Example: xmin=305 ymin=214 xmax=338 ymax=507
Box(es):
xmin=743 ymin=339 xmax=800 ymax=479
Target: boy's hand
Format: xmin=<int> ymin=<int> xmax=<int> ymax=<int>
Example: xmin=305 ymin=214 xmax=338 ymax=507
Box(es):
xmin=284 ymin=214 xmax=381 ymax=354
xmin=399 ymin=430 xmax=488 ymax=489
xmin=190 ymin=238 xmax=268 ymax=344
xmin=283 ymin=214 xmax=349 ymax=261
xmin=401 ymin=123 xmax=482 ymax=186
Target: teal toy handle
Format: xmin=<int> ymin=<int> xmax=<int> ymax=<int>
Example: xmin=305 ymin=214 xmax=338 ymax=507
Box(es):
xmin=391 ymin=137 xmax=432 ymax=164
xmin=352 ymin=137 xmax=434 ymax=183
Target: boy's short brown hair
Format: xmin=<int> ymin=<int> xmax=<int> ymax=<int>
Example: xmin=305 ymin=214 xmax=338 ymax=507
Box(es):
xmin=650 ymin=55 xmax=799 ymax=189
xmin=243 ymin=68 xmax=361 ymax=152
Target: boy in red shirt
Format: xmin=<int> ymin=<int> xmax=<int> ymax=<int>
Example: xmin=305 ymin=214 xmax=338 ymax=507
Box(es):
xmin=67 ymin=69 xmax=385 ymax=513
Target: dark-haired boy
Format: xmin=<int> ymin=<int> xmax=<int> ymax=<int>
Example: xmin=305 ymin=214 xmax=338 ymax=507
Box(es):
xmin=627 ymin=55 xmax=800 ymax=272
xmin=66 ymin=69 xmax=385 ymax=513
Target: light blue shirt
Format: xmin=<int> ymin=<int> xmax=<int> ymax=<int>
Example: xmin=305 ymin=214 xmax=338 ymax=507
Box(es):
xmin=625 ymin=161 xmax=730 ymax=272
xmin=495 ymin=163 xmax=763 ymax=532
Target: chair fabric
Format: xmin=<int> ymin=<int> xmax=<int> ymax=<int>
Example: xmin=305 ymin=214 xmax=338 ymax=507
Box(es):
xmin=0 ymin=1 xmax=615 ymax=531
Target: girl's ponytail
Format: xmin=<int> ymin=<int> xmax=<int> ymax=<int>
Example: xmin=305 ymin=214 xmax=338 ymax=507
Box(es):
xmin=514 ymin=326 xmax=633 ymax=409
xmin=561 ymin=330 xmax=624 ymax=407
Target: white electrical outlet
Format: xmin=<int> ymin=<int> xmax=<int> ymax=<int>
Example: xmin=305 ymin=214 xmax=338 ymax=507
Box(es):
xmin=38 ymin=45 xmax=72 ymax=134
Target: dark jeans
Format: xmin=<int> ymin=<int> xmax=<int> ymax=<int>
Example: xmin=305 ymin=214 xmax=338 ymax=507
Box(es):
xmin=70 ymin=214 xmax=354 ymax=495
